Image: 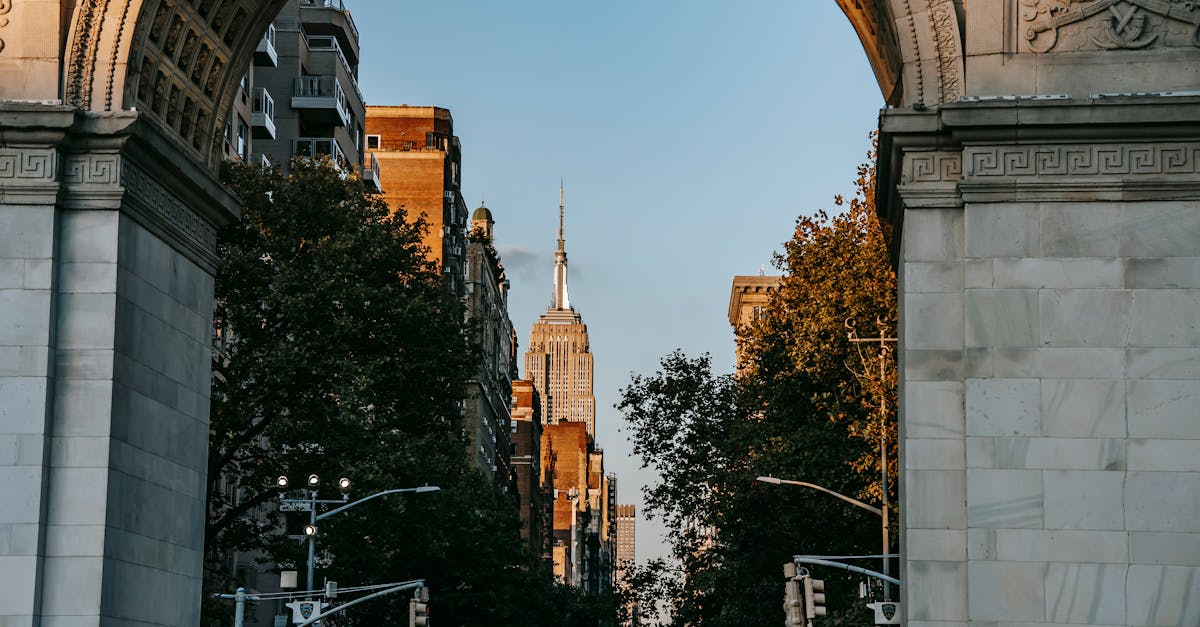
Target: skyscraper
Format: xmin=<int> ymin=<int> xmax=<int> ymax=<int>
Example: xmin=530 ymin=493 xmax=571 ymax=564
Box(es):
xmin=615 ymin=504 xmax=636 ymax=578
xmin=524 ymin=187 xmax=596 ymax=437
xmin=526 ymin=187 xmax=614 ymax=590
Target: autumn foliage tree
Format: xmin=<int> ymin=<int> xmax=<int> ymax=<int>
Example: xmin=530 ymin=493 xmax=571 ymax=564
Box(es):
xmin=619 ymin=139 xmax=896 ymax=625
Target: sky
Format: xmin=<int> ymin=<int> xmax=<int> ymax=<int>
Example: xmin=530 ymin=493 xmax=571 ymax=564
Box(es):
xmin=353 ymin=1 xmax=885 ymax=566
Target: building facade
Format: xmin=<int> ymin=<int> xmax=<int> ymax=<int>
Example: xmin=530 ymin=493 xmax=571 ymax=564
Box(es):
xmin=524 ymin=190 xmax=597 ymax=437
xmin=840 ymin=2 xmax=1200 ymax=625
xmin=365 ymin=105 xmax=468 ymax=295
xmin=615 ymin=504 xmax=636 ymax=581
xmin=512 ymin=379 xmax=554 ymax=567
xmin=524 ymin=190 xmax=613 ymax=591
xmin=727 ymin=274 xmax=781 ymax=374
xmin=230 ymin=0 xmax=373 ymax=189
xmin=464 ymin=204 xmax=517 ymax=482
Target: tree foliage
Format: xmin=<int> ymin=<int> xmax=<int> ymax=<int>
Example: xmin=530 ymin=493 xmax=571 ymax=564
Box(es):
xmin=619 ymin=140 xmax=896 ymax=626
xmin=204 ymin=159 xmax=619 ymax=626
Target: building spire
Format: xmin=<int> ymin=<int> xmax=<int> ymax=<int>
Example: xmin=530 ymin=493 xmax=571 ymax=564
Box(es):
xmin=558 ymin=179 xmax=565 ymax=252
xmin=553 ymin=180 xmax=570 ymax=310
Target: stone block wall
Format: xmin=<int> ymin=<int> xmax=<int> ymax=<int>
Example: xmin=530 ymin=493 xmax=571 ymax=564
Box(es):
xmin=890 ymin=99 xmax=1200 ymax=627
xmin=0 ymin=107 xmax=236 ymax=627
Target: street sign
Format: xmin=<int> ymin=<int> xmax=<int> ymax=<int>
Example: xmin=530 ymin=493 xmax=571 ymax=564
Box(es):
xmin=286 ymin=600 xmax=327 ymax=624
xmin=279 ymin=501 xmax=313 ymax=512
xmin=868 ymin=601 xmax=901 ymax=625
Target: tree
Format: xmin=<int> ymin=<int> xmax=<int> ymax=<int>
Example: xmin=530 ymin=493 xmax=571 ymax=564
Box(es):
xmin=204 ymin=159 xmax=615 ymax=626
xmin=619 ymin=140 xmax=895 ymax=626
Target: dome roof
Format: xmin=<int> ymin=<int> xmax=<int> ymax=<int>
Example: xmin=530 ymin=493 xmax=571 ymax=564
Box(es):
xmin=472 ymin=205 xmax=494 ymax=222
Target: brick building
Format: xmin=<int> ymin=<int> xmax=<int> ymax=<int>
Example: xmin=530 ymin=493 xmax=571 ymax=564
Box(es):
xmin=364 ymin=105 xmax=467 ymax=295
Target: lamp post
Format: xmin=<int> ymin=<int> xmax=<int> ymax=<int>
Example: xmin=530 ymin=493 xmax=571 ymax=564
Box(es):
xmin=756 ymin=475 xmax=892 ymax=600
xmin=277 ymin=474 xmax=441 ymax=595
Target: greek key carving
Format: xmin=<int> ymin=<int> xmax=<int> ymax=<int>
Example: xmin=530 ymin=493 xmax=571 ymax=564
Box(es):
xmin=0 ymin=149 xmax=57 ymax=180
xmin=903 ymin=152 xmax=964 ymax=183
xmin=966 ymin=143 xmax=1200 ymax=177
xmin=121 ymin=161 xmax=217 ymax=250
xmin=1019 ymin=0 xmax=1200 ymax=53
xmin=0 ymin=0 xmax=11 ymax=55
xmin=64 ymin=154 xmax=122 ymax=185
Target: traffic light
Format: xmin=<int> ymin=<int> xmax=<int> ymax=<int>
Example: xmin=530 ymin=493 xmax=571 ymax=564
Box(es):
xmin=803 ymin=576 xmax=827 ymax=619
xmin=409 ymin=599 xmax=429 ymax=626
xmin=783 ymin=563 xmax=804 ymax=626
xmin=784 ymin=579 xmax=805 ymax=626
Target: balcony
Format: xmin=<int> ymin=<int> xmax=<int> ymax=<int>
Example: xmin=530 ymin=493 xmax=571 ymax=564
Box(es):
xmin=254 ymin=23 xmax=277 ymax=66
xmin=292 ymin=75 xmax=351 ymax=127
xmin=249 ymin=153 xmax=271 ymax=168
xmin=298 ymin=0 xmax=360 ymax=65
xmin=305 ymin=35 xmax=364 ymax=105
xmin=362 ymin=152 xmax=381 ymax=192
xmin=292 ymin=137 xmax=349 ymax=173
xmin=250 ymin=88 xmax=276 ymax=139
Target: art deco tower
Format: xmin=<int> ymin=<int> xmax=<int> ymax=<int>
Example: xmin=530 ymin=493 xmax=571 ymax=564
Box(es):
xmin=525 ymin=187 xmax=597 ymax=438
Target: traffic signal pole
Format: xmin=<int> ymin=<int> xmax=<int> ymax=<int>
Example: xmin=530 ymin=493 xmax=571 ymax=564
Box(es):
xmin=846 ymin=318 xmax=896 ymax=601
xmin=294 ymin=580 xmax=425 ymax=627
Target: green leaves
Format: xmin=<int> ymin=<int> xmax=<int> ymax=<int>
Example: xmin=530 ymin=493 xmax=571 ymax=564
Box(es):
xmin=619 ymin=137 xmax=895 ymax=626
xmin=205 ymin=159 xmax=606 ymax=626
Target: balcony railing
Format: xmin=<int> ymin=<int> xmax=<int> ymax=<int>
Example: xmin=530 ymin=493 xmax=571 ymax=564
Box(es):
xmin=254 ymin=23 xmax=277 ymax=66
xmin=292 ymin=75 xmax=350 ymax=127
xmin=298 ymin=0 xmax=360 ymax=45
xmin=305 ymin=35 xmax=364 ymax=105
xmin=249 ymin=153 xmax=271 ymax=168
xmin=292 ymin=137 xmax=349 ymax=173
xmin=250 ymin=88 xmax=276 ymax=139
xmin=362 ymin=152 xmax=381 ymax=192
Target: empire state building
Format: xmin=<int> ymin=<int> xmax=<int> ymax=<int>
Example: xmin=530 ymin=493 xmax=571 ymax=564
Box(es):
xmin=524 ymin=188 xmax=596 ymax=438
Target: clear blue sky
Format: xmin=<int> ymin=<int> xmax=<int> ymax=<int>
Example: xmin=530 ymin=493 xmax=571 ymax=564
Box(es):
xmin=354 ymin=1 xmax=884 ymax=566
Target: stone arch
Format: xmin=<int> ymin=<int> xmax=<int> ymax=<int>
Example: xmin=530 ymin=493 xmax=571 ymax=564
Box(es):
xmin=63 ymin=0 xmax=287 ymax=168
xmin=836 ymin=0 xmax=965 ymax=107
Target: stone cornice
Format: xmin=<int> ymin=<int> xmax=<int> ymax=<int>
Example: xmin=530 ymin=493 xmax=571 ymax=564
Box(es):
xmin=0 ymin=105 xmax=239 ymax=273
xmin=877 ymin=98 xmax=1200 ymax=264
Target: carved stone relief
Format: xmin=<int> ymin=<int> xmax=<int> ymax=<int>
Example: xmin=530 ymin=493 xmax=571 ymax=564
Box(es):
xmin=0 ymin=0 xmax=11 ymax=54
xmin=0 ymin=149 xmax=57 ymax=180
xmin=903 ymin=151 xmax=964 ymax=183
xmin=121 ymin=159 xmax=219 ymax=252
xmin=965 ymin=143 xmax=1200 ymax=177
xmin=1019 ymin=0 xmax=1200 ymax=53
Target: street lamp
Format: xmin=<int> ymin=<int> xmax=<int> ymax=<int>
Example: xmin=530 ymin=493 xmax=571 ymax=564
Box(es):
xmin=277 ymin=475 xmax=441 ymax=596
xmin=756 ymin=475 xmax=892 ymax=600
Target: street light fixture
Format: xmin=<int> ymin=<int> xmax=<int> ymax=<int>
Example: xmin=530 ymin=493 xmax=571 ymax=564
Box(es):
xmin=756 ymin=475 xmax=892 ymax=600
xmin=277 ymin=475 xmax=289 ymax=489
xmin=278 ymin=476 xmax=442 ymax=596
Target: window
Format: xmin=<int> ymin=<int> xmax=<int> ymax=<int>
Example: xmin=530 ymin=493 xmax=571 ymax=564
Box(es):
xmin=236 ymin=117 xmax=249 ymax=161
xmin=366 ymin=134 xmax=381 ymax=150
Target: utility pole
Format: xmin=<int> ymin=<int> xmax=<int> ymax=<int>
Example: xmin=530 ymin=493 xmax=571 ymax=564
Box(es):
xmin=846 ymin=317 xmax=896 ymax=601
xmin=212 ymin=587 xmax=259 ymax=627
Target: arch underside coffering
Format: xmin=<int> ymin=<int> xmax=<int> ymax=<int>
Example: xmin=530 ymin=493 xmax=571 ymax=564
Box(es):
xmin=63 ymin=0 xmax=288 ymax=170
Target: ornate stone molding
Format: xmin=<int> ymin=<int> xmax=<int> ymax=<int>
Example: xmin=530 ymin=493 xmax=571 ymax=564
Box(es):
xmin=903 ymin=151 xmax=964 ymax=183
xmin=1019 ymin=0 xmax=1200 ymax=53
xmin=119 ymin=159 xmax=219 ymax=270
xmin=965 ymin=143 xmax=1200 ymax=177
xmin=0 ymin=0 xmax=11 ymax=55
xmin=66 ymin=0 xmax=110 ymax=109
xmin=0 ymin=149 xmax=57 ymax=180
xmin=928 ymin=0 xmax=963 ymax=102
xmin=64 ymin=153 xmax=122 ymax=185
